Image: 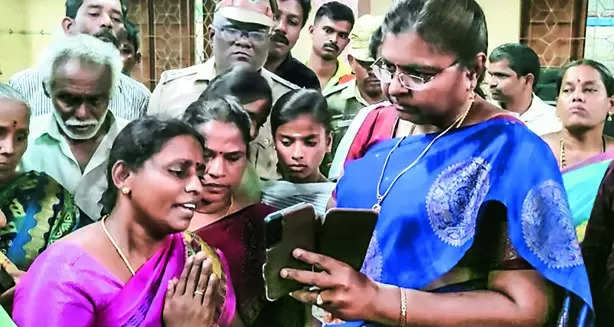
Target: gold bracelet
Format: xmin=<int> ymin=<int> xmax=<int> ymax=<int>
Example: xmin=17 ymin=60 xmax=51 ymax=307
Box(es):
xmin=399 ymin=287 xmax=407 ymax=327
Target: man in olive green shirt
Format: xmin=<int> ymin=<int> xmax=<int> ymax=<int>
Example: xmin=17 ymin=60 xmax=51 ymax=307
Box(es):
xmin=323 ymin=14 xmax=385 ymax=175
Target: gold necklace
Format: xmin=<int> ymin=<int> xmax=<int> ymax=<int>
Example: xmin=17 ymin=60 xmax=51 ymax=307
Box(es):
xmin=559 ymin=136 xmax=567 ymax=168
xmin=101 ymin=215 xmax=136 ymax=276
xmin=559 ymin=133 xmax=606 ymax=169
xmin=373 ymin=102 xmax=473 ymax=213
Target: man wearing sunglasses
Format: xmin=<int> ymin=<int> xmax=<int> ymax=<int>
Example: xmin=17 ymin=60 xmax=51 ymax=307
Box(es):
xmin=322 ymin=14 xmax=385 ymax=176
xmin=149 ymin=0 xmax=298 ymax=181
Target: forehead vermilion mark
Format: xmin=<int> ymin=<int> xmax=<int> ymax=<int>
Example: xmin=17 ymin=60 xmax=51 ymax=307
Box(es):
xmin=12 ymin=121 xmax=17 ymax=127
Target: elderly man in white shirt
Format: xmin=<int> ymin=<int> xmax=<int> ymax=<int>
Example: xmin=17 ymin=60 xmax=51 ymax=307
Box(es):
xmin=9 ymin=0 xmax=150 ymax=121
xmin=487 ymin=42 xmax=561 ymax=136
xmin=21 ymin=34 xmax=128 ymax=221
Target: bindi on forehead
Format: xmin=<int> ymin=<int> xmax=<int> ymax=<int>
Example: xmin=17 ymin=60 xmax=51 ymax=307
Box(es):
xmin=566 ymin=78 xmax=598 ymax=86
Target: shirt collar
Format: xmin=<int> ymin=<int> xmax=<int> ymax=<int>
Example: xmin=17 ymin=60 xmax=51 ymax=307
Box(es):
xmin=324 ymin=59 xmax=351 ymax=91
xmin=330 ymin=79 xmax=369 ymax=107
xmin=194 ymin=58 xmax=217 ymax=82
xmin=520 ymin=93 xmax=548 ymax=121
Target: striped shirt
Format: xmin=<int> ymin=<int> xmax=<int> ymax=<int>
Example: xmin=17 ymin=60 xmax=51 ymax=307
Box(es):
xmin=8 ymin=68 xmax=150 ymax=121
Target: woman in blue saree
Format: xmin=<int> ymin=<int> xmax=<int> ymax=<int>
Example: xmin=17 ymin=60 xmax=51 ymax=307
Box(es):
xmin=280 ymin=1 xmax=594 ymax=326
xmin=542 ymin=60 xmax=614 ymax=242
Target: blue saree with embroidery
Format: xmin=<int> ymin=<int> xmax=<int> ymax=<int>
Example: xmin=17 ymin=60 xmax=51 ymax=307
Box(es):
xmin=334 ymin=115 xmax=593 ymax=326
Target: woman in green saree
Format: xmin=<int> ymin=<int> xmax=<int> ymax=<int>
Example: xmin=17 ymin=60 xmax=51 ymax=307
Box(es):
xmin=0 ymin=83 xmax=80 ymax=312
xmin=543 ymin=59 xmax=614 ymax=241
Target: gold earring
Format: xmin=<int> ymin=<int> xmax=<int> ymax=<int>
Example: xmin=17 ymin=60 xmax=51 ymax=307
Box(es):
xmin=121 ymin=187 xmax=131 ymax=195
xmin=608 ymin=112 xmax=613 ymax=122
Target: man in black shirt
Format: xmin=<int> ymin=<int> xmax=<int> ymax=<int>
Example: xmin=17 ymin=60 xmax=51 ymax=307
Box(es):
xmin=265 ymin=0 xmax=320 ymax=89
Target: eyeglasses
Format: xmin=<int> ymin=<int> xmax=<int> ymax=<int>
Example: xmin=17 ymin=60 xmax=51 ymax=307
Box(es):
xmin=214 ymin=25 xmax=269 ymax=44
xmin=370 ymin=57 xmax=459 ymax=91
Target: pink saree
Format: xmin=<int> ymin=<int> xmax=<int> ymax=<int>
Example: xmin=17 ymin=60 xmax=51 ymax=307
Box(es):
xmin=14 ymin=233 xmax=236 ymax=327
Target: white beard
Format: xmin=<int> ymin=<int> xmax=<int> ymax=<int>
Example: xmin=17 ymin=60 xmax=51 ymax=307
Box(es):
xmin=53 ymin=109 xmax=109 ymax=141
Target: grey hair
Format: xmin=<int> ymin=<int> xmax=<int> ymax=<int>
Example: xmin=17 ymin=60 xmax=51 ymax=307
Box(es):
xmin=39 ymin=34 xmax=122 ymax=99
xmin=0 ymin=83 xmax=31 ymax=116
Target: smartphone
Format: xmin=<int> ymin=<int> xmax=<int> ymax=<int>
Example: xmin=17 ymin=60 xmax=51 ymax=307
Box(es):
xmin=318 ymin=208 xmax=378 ymax=271
xmin=263 ymin=203 xmax=318 ymax=301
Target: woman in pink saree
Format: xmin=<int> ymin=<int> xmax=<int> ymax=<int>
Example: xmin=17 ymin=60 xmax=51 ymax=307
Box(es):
xmin=13 ymin=117 xmax=239 ymax=327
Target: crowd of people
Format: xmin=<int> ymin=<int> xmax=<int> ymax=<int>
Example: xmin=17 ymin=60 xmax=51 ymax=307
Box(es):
xmin=1 ymin=0 xmax=614 ymax=326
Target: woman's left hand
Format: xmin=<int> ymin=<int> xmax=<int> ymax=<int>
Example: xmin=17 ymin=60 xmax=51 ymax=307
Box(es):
xmin=281 ymin=248 xmax=380 ymax=322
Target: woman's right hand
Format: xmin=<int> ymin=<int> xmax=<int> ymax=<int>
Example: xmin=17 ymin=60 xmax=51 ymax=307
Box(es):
xmin=281 ymin=248 xmax=382 ymax=322
xmin=163 ymin=252 xmax=220 ymax=327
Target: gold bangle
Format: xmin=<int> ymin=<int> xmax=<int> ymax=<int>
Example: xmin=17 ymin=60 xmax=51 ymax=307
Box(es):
xmin=399 ymin=287 xmax=407 ymax=327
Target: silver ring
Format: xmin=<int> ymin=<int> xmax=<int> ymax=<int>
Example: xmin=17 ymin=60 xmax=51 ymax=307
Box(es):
xmin=194 ymin=290 xmax=205 ymax=296
xmin=316 ymin=293 xmax=324 ymax=306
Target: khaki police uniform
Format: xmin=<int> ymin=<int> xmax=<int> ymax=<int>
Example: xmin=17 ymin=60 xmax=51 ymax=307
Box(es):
xmin=322 ymin=79 xmax=369 ymax=174
xmin=319 ymin=14 xmax=385 ymax=175
xmin=148 ymin=57 xmax=298 ymax=181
